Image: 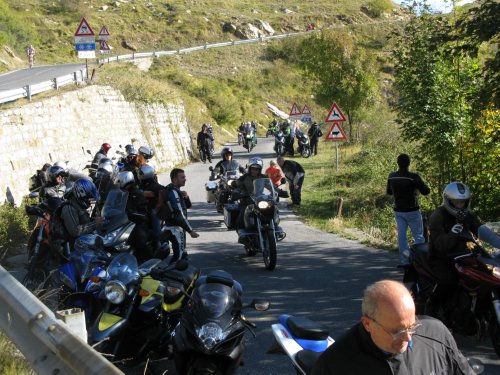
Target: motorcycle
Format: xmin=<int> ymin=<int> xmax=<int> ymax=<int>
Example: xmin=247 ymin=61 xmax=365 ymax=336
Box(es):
xmin=269 ymin=314 xmax=334 ymax=375
xmin=243 ymin=128 xmax=256 ymax=153
xmin=296 ymin=130 xmax=311 ymax=158
xmin=209 ymin=167 xmax=239 ymax=213
xmin=267 ymin=123 xmax=279 ymax=138
xmin=237 ymin=131 xmax=243 ymax=146
xmin=172 ymin=269 xmax=270 ymax=374
xmin=23 ymin=200 xmax=58 ymax=291
xmin=404 ymin=224 xmax=500 ymax=357
xmin=225 ymin=178 xmax=286 ymax=271
xmin=90 ymin=255 xmax=200 ymax=364
xmin=274 ymin=130 xmax=286 ymax=156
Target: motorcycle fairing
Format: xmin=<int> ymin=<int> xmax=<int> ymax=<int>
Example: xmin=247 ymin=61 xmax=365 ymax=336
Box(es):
xmin=98 ymin=312 xmax=124 ymax=331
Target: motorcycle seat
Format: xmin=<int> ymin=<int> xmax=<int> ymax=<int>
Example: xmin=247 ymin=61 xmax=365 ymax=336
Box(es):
xmin=285 ymin=315 xmax=329 ymax=341
xmin=296 ymin=350 xmax=323 ymax=374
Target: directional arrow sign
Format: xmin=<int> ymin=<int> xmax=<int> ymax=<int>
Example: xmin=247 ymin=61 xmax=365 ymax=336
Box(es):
xmin=325 ymin=102 xmax=347 ymax=123
xmin=325 ymin=123 xmax=347 ymax=141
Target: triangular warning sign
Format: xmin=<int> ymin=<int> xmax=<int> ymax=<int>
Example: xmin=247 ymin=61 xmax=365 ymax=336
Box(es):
xmin=325 ymin=123 xmax=347 ymax=141
xmin=325 ymin=102 xmax=347 ymax=123
xmin=301 ymin=105 xmax=312 ymax=115
xmin=99 ymin=26 xmax=110 ymax=36
xmin=289 ymin=102 xmax=302 ymax=116
xmin=75 ymin=18 xmax=94 ymax=37
xmin=99 ymin=40 xmax=110 ymax=50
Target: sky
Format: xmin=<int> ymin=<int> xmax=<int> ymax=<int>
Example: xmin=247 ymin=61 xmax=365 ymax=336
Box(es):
xmin=392 ymin=0 xmax=476 ymax=13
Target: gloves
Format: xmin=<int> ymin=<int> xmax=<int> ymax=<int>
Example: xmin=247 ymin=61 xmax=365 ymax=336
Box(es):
xmin=451 ymin=224 xmax=463 ymax=234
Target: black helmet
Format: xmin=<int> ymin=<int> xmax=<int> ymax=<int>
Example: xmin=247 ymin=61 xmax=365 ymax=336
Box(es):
xmin=221 ymin=146 xmax=233 ymax=160
xmin=46 ymin=166 xmax=66 ymax=184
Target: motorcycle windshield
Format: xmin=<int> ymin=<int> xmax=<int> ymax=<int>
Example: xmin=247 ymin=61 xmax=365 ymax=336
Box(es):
xmin=69 ymin=246 xmax=109 ymax=282
xmin=107 ymin=253 xmax=139 ymax=285
xmin=195 ymin=283 xmax=238 ymax=319
xmin=100 ymin=189 xmax=129 ymax=233
xmin=252 ymin=178 xmax=276 ymax=201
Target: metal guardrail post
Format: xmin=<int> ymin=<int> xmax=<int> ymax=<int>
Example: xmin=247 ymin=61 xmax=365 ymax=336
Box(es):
xmin=54 ymin=78 xmax=59 ymax=90
xmin=26 ymin=85 xmax=32 ymax=101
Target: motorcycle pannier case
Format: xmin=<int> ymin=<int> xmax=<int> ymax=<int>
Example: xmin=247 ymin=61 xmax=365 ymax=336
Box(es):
xmin=224 ymin=204 xmax=240 ymax=230
xmin=205 ymin=181 xmax=217 ymax=203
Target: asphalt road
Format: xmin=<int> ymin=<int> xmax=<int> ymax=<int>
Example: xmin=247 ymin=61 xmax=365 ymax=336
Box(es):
xmin=7 ymin=136 xmax=499 ymax=374
xmin=0 ymin=63 xmax=86 ymax=91
xmin=140 ymin=136 xmax=500 ymax=374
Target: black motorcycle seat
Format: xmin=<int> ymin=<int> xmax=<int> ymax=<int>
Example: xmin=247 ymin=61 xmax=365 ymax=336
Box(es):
xmin=286 ymin=316 xmax=329 ymax=341
xmin=296 ymin=349 xmax=322 ymax=374
xmin=150 ymin=259 xmax=200 ymax=287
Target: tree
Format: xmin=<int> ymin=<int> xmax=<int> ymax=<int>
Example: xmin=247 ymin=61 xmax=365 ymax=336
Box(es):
xmin=295 ymin=30 xmax=377 ymax=142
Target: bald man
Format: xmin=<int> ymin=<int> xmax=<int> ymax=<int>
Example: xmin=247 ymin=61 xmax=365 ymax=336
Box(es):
xmin=312 ymin=280 xmax=473 ymax=375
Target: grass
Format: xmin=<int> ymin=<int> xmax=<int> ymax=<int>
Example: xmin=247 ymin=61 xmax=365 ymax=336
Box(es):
xmin=0 ymin=331 xmax=33 ymax=375
xmin=0 ymin=202 xmax=31 ymax=263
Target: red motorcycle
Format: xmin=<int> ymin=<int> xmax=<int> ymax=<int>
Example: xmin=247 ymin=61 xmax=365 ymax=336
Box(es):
xmin=404 ymin=225 xmax=500 ymax=357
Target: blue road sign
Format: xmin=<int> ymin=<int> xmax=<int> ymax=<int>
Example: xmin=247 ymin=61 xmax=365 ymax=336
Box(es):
xmin=301 ymin=116 xmax=312 ymax=122
xmin=75 ymin=43 xmax=96 ymax=51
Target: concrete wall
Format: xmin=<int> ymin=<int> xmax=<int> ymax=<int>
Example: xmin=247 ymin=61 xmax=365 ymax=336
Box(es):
xmin=0 ymin=85 xmax=194 ymax=204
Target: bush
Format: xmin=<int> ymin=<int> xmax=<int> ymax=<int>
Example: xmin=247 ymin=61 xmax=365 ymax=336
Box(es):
xmin=0 ymin=203 xmax=30 ymax=262
xmin=365 ymin=0 xmax=393 ymax=17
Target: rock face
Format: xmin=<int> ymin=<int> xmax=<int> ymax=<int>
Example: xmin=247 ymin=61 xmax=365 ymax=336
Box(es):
xmin=121 ymin=39 xmax=138 ymax=51
xmin=0 ymin=85 xmax=194 ymax=205
xmin=222 ymin=19 xmax=275 ymax=40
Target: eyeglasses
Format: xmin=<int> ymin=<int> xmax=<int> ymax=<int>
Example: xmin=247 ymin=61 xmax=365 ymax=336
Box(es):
xmin=368 ymin=316 xmax=421 ymax=341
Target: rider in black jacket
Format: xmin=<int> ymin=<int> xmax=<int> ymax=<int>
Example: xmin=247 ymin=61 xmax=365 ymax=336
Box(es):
xmin=212 ymin=147 xmax=246 ymax=177
xmin=312 ymin=280 xmax=473 ymax=375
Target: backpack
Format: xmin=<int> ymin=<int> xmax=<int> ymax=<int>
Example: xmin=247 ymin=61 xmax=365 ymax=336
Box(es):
xmin=156 ymin=187 xmax=174 ymax=221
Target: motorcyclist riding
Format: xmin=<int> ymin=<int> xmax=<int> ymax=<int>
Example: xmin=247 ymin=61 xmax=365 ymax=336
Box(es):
xmin=426 ymin=181 xmax=483 ymax=318
xmin=212 ymin=147 xmax=246 ymax=177
xmin=92 ymin=143 xmax=111 ymax=166
xmin=235 ymin=157 xmax=267 ymax=229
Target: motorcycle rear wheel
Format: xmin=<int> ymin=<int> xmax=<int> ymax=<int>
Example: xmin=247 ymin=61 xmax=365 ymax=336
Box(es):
xmin=263 ymin=230 xmax=277 ymax=271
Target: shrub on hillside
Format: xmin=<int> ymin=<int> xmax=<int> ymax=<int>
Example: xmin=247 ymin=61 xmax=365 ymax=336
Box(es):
xmin=365 ymin=0 xmax=393 ymax=18
xmin=0 ymin=203 xmax=30 ymax=262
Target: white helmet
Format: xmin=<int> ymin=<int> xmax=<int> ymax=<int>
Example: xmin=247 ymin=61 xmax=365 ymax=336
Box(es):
xmin=442 ymin=182 xmax=471 ymax=221
xmin=116 ymin=171 xmax=135 ymax=189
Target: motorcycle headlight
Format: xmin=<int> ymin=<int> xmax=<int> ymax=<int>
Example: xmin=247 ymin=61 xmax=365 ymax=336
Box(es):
xmin=196 ymin=322 xmax=225 ymax=350
xmin=257 ymin=201 xmax=271 ymax=209
xmin=105 ymin=280 xmax=127 ymax=304
xmin=102 ymin=228 xmax=121 ymax=245
xmin=246 ymin=135 xmax=251 ymax=139
xmin=486 ymin=264 xmax=500 ymax=278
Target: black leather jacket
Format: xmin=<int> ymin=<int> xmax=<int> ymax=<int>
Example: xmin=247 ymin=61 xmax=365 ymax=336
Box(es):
xmin=386 ymin=168 xmax=430 ymax=212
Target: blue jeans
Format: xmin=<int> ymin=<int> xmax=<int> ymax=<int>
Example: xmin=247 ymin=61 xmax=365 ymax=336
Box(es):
xmin=394 ymin=210 xmax=425 ymax=265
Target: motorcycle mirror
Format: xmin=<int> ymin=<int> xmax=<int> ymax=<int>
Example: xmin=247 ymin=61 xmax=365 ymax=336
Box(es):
xmin=248 ymin=299 xmax=270 ymax=311
xmin=209 ymin=166 xmax=214 ymax=172
xmin=87 ymin=149 xmax=92 ymax=155
xmin=280 ymin=178 xmax=286 ymax=184
xmin=467 ymin=357 xmax=484 ymax=374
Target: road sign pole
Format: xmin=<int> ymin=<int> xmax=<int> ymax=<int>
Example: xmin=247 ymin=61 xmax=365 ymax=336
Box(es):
xmin=85 ymin=58 xmax=89 ymax=80
xmin=336 ymin=141 xmax=339 ymax=172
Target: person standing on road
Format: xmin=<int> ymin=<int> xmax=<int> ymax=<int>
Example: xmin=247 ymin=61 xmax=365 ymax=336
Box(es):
xmin=312 ymin=280 xmax=474 ymax=375
xmin=308 ymin=122 xmax=323 ymax=156
xmin=197 ymin=124 xmax=213 ymax=164
xmin=277 ymin=156 xmax=304 ymax=207
xmin=386 ymin=154 xmax=430 ymax=267
xmin=159 ymin=168 xmax=199 ymax=263
xmin=26 ymin=44 xmax=36 ymax=68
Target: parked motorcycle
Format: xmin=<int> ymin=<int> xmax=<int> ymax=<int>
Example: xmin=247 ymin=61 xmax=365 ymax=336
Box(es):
xmin=225 ymin=178 xmax=286 ymax=271
xmin=172 ymin=270 xmax=270 ymax=374
xmin=23 ymin=200 xmax=58 ymax=291
xmin=404 ymin=224 xmax=500 ymax=357
xmin=90 ymin=254 xmax=200 ymax=364
xmin=267 ymin=123 xmax=279 ymax=137
xmin=296 ymin=130 xmax=311 ymax=158
xmin=274 ymin=130 xmax=286 ymax=156
xmin=269 ymin=314 xmax=334 ymax=375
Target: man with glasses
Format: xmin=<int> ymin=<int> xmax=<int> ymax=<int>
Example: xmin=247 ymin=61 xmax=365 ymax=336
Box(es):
xmin=312 ymin=280 xmax=473 ymax=374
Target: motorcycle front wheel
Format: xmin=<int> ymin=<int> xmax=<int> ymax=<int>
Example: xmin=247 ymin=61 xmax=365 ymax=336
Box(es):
xmin=301 ymin=147 xmax=311 ymax=158
xmin=263 ymin=230 xmax=277 ymax=271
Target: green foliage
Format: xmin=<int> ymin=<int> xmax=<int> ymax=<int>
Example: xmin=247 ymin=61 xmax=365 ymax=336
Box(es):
xmin=0 ymin=331 xmax=33 ymax=375
xmin=366 ymin=0 xmax=394 ymax=17
xmin=0 ymin=203 xmax=30 ymax=262
xmin=0 ymin=0 xmax=39 ymax=49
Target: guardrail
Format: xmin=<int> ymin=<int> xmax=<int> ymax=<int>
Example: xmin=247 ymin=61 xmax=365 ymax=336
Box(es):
xmin=0 ymin=29 xmax=319 ymax=105
xmin=0 ymin=266 xmax=124 ymax=374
